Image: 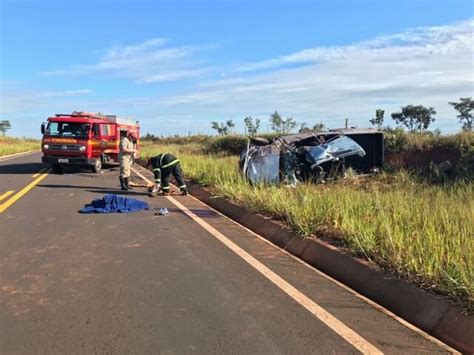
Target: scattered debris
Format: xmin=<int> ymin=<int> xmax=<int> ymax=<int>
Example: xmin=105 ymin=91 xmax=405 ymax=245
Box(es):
xmin=129 ymin=181 xmax=153 ymax=188
xmin=156 ymin=208 xmax=169 ymax=216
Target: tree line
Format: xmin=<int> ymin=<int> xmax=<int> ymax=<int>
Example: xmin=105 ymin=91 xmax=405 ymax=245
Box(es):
xmin=210 ymin=97 xmax=473 ymax=136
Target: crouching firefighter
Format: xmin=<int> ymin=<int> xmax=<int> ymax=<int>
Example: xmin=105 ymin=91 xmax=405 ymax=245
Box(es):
xmin=118 ymin=132 xmax=137 ymax=190
xmin=146 ymin=153 xmax=187 ymax=195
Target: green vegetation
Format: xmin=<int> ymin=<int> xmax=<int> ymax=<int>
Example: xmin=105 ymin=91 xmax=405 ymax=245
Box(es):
xmin=141 ymin=139 xmax=474 ymax=308
xmin=0 ymin=136 xmax=40 ymax=156
xmin=143 ymin=131 xmax=474 ymax=179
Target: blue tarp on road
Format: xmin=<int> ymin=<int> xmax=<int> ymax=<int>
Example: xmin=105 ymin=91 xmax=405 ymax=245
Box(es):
xmin=79 ymin=194 xmax=149 ymax=213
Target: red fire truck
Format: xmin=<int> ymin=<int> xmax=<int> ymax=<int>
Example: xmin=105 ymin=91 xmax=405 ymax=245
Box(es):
xmin=41 ymin=111 xmax=140 ymax=173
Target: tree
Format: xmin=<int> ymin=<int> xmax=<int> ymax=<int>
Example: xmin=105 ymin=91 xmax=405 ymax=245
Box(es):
xmin=370 ymin=109 xmax=385 ymax=129
xmin=226 ymin=119 xmax=235 ymax=132
xmin=299 ymin=122 xmax=310 ymax=133
xmin=312 ymin=122 xmax=326 ymax=132
xmin=0 ymin=120 xmax=11 ymax=136
xmin=449 ymin=97 xmax=473 ymax=131
xmin=244 ymin=116 xmax=260 ymax=136
xmin=269 ymin=111 xmax=297 ymax=134
xmin=269 ymin=111 xmax=283 ymax=133
xmin=391 ymin=105 xmax=436 ymax=132
xmin=211 ymin=120 xmax=235 ymax=136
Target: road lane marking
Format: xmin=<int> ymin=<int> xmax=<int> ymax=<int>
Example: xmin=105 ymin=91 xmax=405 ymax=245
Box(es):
xmin=132 ymin=166 xmax=383 ymax=354
xmin=186 ymin=192 xmax=459 ymax=354
xmin=32 ymin=168 xmax=48 ymax=178
xmin=0 ymin=191 xmax=14 ymax=202
xmin=133 ymin=165 xmax=458 ymax=353
xmin=0 ymin=170 xmax=50 ymax=213
xmin=0 ymin=150 xmax=40 ymax=162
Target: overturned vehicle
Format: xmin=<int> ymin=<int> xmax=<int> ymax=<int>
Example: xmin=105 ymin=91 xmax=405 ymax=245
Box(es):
xmin=240 ymin=129 xmax=384 ymax=185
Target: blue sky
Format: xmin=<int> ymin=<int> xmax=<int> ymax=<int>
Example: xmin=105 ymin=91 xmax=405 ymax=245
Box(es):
xmin=1 ymin=0 xmax=473 ymax=137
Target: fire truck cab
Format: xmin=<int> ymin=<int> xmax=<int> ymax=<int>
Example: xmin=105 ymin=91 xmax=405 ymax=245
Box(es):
xmin=41 ymin=111 xmax=140 ymax=173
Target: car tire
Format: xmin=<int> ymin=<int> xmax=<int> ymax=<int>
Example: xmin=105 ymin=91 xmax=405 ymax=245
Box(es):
xmin=92 ymin=157 xmax=102 ymax=173
xmin=51 ymin=164 xmax=63 ymax=174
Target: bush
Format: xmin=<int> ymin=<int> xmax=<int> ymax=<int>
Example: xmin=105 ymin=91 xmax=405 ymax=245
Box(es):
xmin=204 ymin=135 xmax=248 ymax=155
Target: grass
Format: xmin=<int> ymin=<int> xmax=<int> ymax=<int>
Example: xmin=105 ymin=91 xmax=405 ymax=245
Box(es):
xmin=141 ymin=141 xmax=474 ymax=308
xmin=0 ymin=136 xmax=40 ymax=157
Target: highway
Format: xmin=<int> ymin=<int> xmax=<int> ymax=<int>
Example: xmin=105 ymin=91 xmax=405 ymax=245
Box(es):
xmin=0 ymin=152 xmax=455 ymax=354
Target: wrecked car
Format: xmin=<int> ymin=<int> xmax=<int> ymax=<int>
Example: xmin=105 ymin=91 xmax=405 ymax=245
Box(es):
xmin=240 ymin=129 xmax=384 ymax=185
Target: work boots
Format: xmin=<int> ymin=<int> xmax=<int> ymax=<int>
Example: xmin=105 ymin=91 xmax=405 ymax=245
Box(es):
xmin=119 ymin=177 xmax=128 ymax=191
xmin=124 ymin=177 xmax=133 ymax=190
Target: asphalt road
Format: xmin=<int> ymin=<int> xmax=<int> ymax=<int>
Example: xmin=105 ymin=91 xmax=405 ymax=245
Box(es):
xmin=0 ymin=152 xmax=454 ymax=354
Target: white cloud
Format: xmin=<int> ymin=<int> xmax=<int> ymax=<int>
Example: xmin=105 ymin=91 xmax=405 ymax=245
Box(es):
xmin=41 ymin=38 xmax=211 ymax=83
xmin=234 ymin=20 xmax=473 ymax=72
xmin=154 ymin=19 xmax=473 ymax=132
xmin=33 ymin=89 xmax=92 ymax=98
xmin=3 ymin=20 xmax=473 ymax=136
xmin=0 ymin=87 xmax=92 ymax=115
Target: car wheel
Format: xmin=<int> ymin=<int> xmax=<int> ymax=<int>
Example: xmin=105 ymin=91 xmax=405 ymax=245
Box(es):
xmin=52 ymin=164 xmax=63 ymax=174
xmin=92 ymin=158 xmax=102 ymax=173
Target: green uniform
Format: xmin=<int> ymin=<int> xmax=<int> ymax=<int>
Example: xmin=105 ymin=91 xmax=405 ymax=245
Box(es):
xmin=149 ymin=153 xmax=187 ymax=193
xmin=119 ymin=137 xmax=134 ymax=178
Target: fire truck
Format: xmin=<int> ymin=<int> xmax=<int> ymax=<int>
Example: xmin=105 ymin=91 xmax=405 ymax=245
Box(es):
xmin=41 ymin=111 xmax=140 ymax=173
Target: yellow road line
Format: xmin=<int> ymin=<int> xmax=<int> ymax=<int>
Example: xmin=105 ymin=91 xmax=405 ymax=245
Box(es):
xmin=0 ymin=170 xmax=50 ymax=213
xmin=131 ymin=167 xmax=382 ymax=354
xmin=0 ymin=191 xmax=14 ymax=202
xmin=32 ymin=168 xmax=47 ymax=178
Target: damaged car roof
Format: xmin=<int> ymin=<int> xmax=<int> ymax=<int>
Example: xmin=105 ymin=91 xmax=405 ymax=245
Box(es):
xmin=240 ymin=131 xmax=371 ymax=185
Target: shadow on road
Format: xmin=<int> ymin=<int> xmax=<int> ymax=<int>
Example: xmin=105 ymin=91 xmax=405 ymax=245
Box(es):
xmin=87 ymin=189 xmax=150 ymax=196
xmin=0 ymin=163 xmax=49 ymax=175
xmin=38 ymin=184 xmax=119 ymax=190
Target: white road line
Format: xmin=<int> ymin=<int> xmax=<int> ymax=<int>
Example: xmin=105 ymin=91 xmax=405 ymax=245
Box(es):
xmin=0 ymin=150 xmax=40 ymax=162
xmin=186 ymin=192 xmax=459 ymax=354
xmin=132 ymin=164 xmax=458 ymax=353
xmin=132 ymin=166 xmax=383 ymax=354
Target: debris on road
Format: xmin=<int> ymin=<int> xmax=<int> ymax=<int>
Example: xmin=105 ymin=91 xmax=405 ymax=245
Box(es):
xmin=129 ymin=180 xmax=153 ymax=188
xmin=79 ymin=194 xmax=149 ymax=213
xmin=156 ymin=208 xmax=169 ymax=216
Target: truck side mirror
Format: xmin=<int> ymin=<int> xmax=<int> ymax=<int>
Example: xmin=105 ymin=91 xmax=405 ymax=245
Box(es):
xmin=41 ymin=123 xmax=46 ymax=135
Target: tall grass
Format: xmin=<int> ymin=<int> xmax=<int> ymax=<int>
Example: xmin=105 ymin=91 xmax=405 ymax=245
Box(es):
xmin=0 ymin=137 xmax=40 ymax=156
xmin=141 ymin=141 xmax=474 ymax=307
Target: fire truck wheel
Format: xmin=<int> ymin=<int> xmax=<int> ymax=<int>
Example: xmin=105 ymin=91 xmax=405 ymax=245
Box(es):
xmin=92 ymin=158 xmax=102 ymax=173
xmin=51 ymin=164 xmax=63 ymax=174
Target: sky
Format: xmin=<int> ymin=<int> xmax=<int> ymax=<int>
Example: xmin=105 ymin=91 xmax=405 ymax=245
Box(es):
xmin=0 ymin=0 xmax=473 ymax=137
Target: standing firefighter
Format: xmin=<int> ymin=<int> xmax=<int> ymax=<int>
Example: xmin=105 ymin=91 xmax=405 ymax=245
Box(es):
xmin=119 ymin=132 xmax=137 ymax=190
xmin=146 ymin=153 xmax=187 ymax=195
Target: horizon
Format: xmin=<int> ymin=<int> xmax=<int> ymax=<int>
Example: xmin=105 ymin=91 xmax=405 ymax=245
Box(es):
xmin=1 ymin=0 xmax=473 ymax=138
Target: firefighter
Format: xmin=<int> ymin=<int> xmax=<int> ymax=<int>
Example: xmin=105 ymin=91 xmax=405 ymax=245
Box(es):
xmin=146 ymin=153 xmax=187 ymax=195
xmin=118 ymin=132 xmax=137 ymax=190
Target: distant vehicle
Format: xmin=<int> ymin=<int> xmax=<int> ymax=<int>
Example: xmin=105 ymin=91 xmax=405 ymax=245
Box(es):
xmin=240 ymin=129 xmax=384 ymax=185
xmin=41 ymin=111 xmax=140 ymax=173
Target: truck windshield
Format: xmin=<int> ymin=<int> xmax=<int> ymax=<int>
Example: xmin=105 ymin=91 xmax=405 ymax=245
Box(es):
xmin=46 ymin=122 xmax=90 ymax=138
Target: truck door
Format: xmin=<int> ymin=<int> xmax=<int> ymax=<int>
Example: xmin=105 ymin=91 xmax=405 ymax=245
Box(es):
xmin=100 ymin=123 xmax=116 ymax=153
xmin=91 ymin=123 xmax=102 ymax=158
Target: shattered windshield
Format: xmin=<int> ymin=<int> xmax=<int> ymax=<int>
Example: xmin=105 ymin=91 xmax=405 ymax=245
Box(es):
xmin=241 ymin=134 xmax=368 ymax=185
xmin=46 ymin=122 xmax=90 ymax=139
xmin=305 ymin=136 xmax=365 ymax=166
